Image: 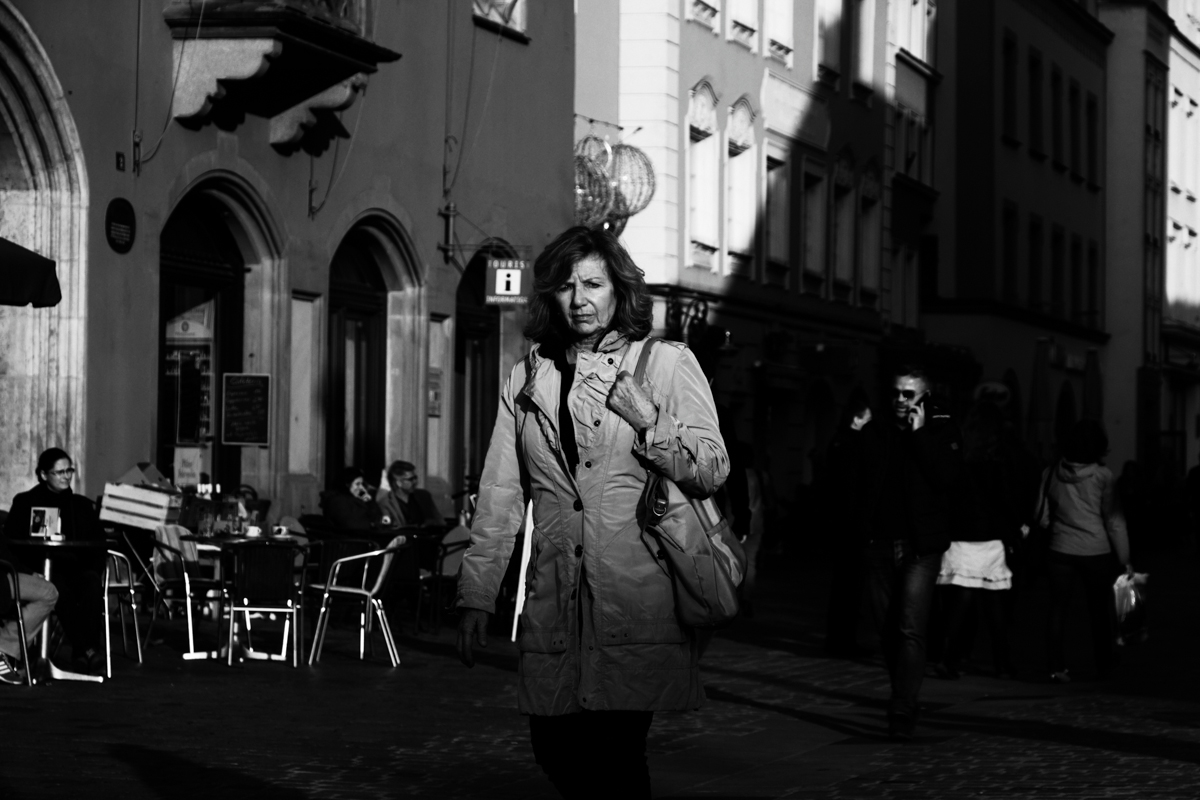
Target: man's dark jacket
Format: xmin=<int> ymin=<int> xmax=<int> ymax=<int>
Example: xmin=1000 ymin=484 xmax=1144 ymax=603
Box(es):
xmin=855 ymin=406 xmax=964 ymax=556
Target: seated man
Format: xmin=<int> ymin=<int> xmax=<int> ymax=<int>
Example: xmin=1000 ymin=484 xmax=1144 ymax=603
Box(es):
xmin=0 ymin=533 xmax=58 ymax=682
xmin=377 ymin=461 xmax=444 ymax=529
xmin=4 ymin=447 xmax=104 ymax=675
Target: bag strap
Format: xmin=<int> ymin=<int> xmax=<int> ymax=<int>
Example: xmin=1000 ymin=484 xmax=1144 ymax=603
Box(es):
xmin=633 ymin=337 xmax=660 ymax=385
xmin=1035 ymin=463 xmax=1056 ymax=525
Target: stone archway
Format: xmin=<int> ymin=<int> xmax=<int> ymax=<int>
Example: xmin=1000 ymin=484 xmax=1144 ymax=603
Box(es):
xmin=158 ymin=174 xmax=285 ymax=502
xmin=0 ymin=1 xmax=88 ymax=505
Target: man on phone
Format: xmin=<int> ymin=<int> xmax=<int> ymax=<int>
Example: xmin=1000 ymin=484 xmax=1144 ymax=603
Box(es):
xmin=856 ymin=365 xmax=963 ymax=740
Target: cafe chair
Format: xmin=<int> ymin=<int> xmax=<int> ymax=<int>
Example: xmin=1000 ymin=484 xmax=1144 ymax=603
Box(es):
xmin=308 ymin=538 xmax=406 ymax=667
xmin=223 ymin=540 xmax=307 ymax=668
xmin=146 ymin=527 xmax=225 ymax=660
xmin=102 ymin=550 xmax=143 ymax=678
xmin=0 ymin=558 xmax=33 ymax=687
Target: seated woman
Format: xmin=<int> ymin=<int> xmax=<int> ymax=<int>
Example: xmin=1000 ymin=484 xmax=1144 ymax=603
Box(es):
xmin=319 ymin=467 xmax=385 ymax=532
xmin=3 ymin=447 xmax=103 ymax=675
xmin=377 ymin=460 xmax=444 ymax=529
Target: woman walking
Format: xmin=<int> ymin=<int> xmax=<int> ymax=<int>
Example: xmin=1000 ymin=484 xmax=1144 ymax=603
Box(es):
xmin=456 ymin=226 xmax=728 ymax=798
xmin=1036 ymin=419 xmax=1131 ymax=682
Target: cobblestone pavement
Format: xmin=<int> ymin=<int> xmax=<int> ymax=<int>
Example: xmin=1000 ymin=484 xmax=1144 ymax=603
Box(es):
xmin=1 ymin=544 xmax=1197 ymax=799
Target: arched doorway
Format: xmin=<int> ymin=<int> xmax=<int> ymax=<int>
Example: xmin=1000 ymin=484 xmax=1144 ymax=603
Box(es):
xmin=0 ymin=3 xmax=88 ymax=504
xmin=454 ymin=246 xmax=508 ymax=491
xmin=327 ymin=228 xmax=389 ymax=485
xmin=158 ymin=193 xmax=246 ymax=488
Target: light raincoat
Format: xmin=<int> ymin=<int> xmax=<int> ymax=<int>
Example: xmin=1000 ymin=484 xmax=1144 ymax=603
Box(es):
xmin=456 ymin=333 xmax=729 ymax=715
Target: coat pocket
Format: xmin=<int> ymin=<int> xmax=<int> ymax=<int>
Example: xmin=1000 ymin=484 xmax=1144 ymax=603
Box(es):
xmin=517 ymin=627 xmax=569 ymax=653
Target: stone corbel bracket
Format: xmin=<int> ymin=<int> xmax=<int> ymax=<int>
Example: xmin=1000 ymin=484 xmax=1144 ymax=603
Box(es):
xmin=171 ymin=38 xmax=282 ymax=125
xmin=269 ymin=73 xmax=368 ymax=152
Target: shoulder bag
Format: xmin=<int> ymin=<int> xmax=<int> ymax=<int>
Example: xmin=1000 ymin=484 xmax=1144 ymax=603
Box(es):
xmin=634 ymin=338 xmax=746 ymax=629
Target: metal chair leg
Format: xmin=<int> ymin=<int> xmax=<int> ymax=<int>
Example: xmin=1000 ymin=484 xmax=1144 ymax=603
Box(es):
xmin=373 ymin=601 xmax=400 ymax=667
xmin=308 ymin=595 xmax=332 ymax=665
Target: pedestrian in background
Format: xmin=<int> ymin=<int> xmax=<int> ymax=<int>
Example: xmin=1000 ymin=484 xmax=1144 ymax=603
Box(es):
xmin=456 ymin=226 xmax=728 ymax=798
xmin=1036 ymin=419 xmax=1131 ymax=682
xmin=856 ymin=366 xmax=963 ymax=740
xmin=932 ymin=400 xmax=1020 ymax=679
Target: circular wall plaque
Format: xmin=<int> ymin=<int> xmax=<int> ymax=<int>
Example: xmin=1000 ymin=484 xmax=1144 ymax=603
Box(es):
xmin=105 ymin=198 xmax=136 ymax=254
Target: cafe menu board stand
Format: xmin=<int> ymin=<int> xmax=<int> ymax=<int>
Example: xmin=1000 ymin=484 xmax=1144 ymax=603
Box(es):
xmin=222 ymin=373 xmax=270 ymax=446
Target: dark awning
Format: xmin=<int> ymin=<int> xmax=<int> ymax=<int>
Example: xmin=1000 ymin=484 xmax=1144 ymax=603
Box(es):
xmin=0 ymin=236 xmax=60 ymax=307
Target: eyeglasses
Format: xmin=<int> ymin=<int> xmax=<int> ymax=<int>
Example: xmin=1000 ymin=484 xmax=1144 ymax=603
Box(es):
xmin=398 ymin=475 xmax=418 ymax=483
xmin=48 ymin=468 xmax=76 ymax=477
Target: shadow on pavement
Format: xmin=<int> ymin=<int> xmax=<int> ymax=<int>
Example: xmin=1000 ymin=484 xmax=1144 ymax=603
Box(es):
xmin=109 ymin=744 xmax=308 ymax=799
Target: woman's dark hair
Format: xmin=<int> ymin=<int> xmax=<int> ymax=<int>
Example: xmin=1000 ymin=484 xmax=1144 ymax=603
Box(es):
xmin=1062 ymin=419 xmax=1109 ymax=464
xmin=961 ymin=400 xmax=1003 ymax=464
xmin=339 ymin=466 xmax=365 ymax=489
xmin=36 ymin=447 xmax=72 ymax=477
xmin=523 ymin=226 xmax=653 ymax=348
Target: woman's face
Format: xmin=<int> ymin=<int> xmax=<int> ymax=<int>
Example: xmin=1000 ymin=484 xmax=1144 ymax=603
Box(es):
xmin=555 ymin=255 xmax=616 ymax=341
xmin=348 ymin=476 xmax=369 ymax=501
xmin=40 ymin=458 xmax=74 ymax=493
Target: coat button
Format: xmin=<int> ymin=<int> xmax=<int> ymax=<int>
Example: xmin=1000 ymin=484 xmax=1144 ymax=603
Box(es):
xmin=584 ymin=460 xmax=592 ymax=468
xmin=574 ymin=499 xmax=583 ymax=511
xmin=575 ymin=544 xmax=583 ymax=557
xmin=593 ymin=419 xmax=601 ymax=427
xmin=607 ymin=358 xmax=614 ymax=365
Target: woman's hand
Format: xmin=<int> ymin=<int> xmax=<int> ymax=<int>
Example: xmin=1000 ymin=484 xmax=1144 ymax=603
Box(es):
xmin=457 ymin=608 xmax=490 ymax=667
xmin=607 ymin=371 xmax=657 ymax=433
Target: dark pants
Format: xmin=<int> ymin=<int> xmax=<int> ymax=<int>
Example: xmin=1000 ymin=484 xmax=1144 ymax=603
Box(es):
xmin=867 ymin=541 xmax=941 ymax=721
xmin=1046 ymin=550 xmax=1119 ymax=676
xmin=50 ymin=557 xmax=103 ymax=655
xmin=940 ymin=585 xmax=1012 ymax=671
xmin=529 ymin=710 xmax=653 ymax=799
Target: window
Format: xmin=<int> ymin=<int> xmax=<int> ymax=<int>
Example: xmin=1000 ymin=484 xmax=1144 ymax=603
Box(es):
xmin=832 ymin=161 xmax=855 ymax=285
xmin=1051 ymin=67 xmax=1064 ymax=168
xmin=818 ymin=0 xmax=841 ymax=75
xmin=1086 ymin=92 xmax=1099 ymax=186
xmin=1029 ymin=215 xmax=1044 ymax=310
xmin=688 ymin=83 xmax=720 ymax=269
xmin=726 ymin=100 xmax=757 ymax=276
xmin=855 ymin=0 xmax=876 ymax=87
xmin=1086 ymin=241 xmax=1100 ymax=328
xmin=765 ymin=0 xmax=794 ymax=62
xmin=1028 ymin=49 xmax=1044 ymax=155
xmin=889 ymin=0 xmax=937 ymax=65
xmin=1069 ymin=80 xmax=1082 ymax=178
xmin=1070 ymin=235 xmax=1083 ymax=322
xmin=803 ymin=169 xmax=827 ymax=283
xmin=1002 ymin=32 xmax=1018 ymax=143
xmin=1002 ymin=202 xmax=1018 ymax=302
xmin=473 ymin=0 xmax=526 ymax=34
xmin=766 ymin=154 xmax=790 ymax=271
xmin=1050 ymin=225 xmax=1065 ymax=317
xmin=860 ymin=173 xmax=882 ymax=293
xmin=729 ymin=0 xmax=758 ymax=49
xmin=689 ymin=0 xmax=719 ymax=30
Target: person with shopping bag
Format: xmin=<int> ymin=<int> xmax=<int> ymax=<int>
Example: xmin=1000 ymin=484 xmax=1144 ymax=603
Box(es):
xmin=455 ymin=226 xmax=730 ymax=798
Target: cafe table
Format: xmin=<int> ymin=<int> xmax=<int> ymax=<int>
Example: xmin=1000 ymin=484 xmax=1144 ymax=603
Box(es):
xmin=177 ymin=532 xmax=307 ymax=662
xmin=8 ymin=538 xmax=106 ymax=684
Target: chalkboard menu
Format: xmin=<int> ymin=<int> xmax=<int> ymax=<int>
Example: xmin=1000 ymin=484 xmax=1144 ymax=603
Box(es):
xmin=222 ymin=373 xmax=270 ymax=446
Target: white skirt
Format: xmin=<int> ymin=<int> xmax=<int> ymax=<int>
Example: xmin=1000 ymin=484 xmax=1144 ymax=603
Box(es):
xmin=937 ymin=540 xmax=1012 ymax=590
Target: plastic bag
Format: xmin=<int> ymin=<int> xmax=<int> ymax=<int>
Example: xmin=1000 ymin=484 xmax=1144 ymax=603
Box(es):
xmin=1113 ymin=571 xmax=1149 ymax=647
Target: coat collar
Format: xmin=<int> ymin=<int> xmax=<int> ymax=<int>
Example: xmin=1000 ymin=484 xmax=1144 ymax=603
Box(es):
xmin=520 ymin=331 xmax=633 ymax=402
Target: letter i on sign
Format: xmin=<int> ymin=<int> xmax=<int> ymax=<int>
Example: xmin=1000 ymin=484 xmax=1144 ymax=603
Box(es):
xmin=496 ymin=268 xmax=522 ymax=295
